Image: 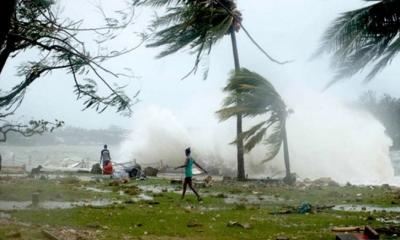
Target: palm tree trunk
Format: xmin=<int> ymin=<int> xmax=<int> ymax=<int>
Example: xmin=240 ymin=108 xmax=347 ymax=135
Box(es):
xmin=282 ymin=118 xmax=291 ymax=179
xmin=230 ymin=28 xmax=245 ymax=181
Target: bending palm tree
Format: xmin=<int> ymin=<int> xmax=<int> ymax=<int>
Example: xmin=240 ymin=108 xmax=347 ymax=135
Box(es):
xmin=318 ymin=0 xmax=400 ymax=85
xmin=136 ymin=0 xmax=247 ymax=179
xmin=217 ymin=68 xmax=293 ymax=182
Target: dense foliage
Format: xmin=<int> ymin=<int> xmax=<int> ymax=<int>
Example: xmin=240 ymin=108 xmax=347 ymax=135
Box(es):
xmin=318 ymin=0 xmax=400 ymax=85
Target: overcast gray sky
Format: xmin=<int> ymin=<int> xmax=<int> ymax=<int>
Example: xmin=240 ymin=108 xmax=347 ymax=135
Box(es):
xmin=2 ymin=0 xmax=400 ymax=129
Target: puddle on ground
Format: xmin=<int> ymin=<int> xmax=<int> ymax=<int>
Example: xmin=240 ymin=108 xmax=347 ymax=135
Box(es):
xmin=333 ymin=205 xmax=400 ymax=213
xmin=0 ymin=212 xmax=11 ymax=218
xmin=130 ymin=194 xmax=154 ymax=202
xmin=138 ymin=185 xmax=176 ymax=194
xmin=222 ymin=194 xmax=285 ymax=204
xmin=0 ymin=199 xmax=119 ymax=210
xmin=45 ymin=174 xmax=108 ymax=181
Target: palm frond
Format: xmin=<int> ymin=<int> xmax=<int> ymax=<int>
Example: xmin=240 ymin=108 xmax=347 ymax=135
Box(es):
xmin=244 ymin=127 xmax=267 ymax=152
xmin=260 ymin=123 xmax=284 ymax=163
xmin=216 ymin=106 xmax=252 ymax=121
xmin=317 ymin=0 xmax=400 ymax=84
xmin=217 ymin=67 xmax=287 ymax=162
xmin=143 ymin=0 xmax=240 ymax=79
xmin=237 ymin=120 xmax=266 ymax=141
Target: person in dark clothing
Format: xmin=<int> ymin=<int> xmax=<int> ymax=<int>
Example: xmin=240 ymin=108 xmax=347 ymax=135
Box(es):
xmin=100 ymin=144 xmax=111 ymax=167
xmin=175 ymin=147 xmax=207 ymax=201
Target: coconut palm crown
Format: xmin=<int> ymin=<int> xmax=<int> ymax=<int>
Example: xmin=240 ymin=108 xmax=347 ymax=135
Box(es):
xmin=217 ymin=68 xmax=288 ymax=162
xmin=136 ymin=0 xmax=242 ymax=78
xmin=318 ymin=0 xmax=400 ymax=85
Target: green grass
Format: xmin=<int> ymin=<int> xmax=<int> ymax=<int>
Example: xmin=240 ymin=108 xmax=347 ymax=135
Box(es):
xmin=0 ymin=177 xmax=399 ymax=240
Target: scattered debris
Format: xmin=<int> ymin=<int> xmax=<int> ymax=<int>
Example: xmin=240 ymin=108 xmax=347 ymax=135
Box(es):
xmin=187 ymin=220 xmax=203 ymax=228
xmin=144 ymin=167 xmax=158 ymax=177
xmin=41 ymin=229 xmax=61 ymax=240
xmin=313 ymin=177 xmax=340 ymax=187
xmin=227 ymin=221 xmax=251 ymax=229
xmin=203 ymin=175 xmax=213 ymax=187
xmin=334 ymin=226 xmax=379 ymax=240
xmin=332 ymin=226 xmax=364 ymax=232
xmin=271 ymin=204 xmax=334 ymax=215
xmin=276 ymin=236 xmax=289 ymax=240
xmin=298 ymin=202 xmax=312 ymax=214
xmin=5 ymin=231 xmax=22 ymax=238
xmin=375 ymin=226 xmax=400 ymax=235
xmin=333 ymin=204 xmax=400 ymax=213
xmin=123 ymin=185 xmax=141 ymax=195
xmin=90 ymin=163 xmax=102 ymax=174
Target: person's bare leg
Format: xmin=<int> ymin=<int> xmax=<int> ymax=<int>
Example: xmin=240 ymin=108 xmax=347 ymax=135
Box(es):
xmin=181 ymin=180 xmax=188 ymax=199
xmin=188 ymin=181 xmax=201 ymax=201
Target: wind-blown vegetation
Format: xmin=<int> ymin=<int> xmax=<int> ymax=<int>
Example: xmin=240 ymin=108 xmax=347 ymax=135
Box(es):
xmin=0 ymin=0 xmax=141 ymax=141
xmin=318 ymin=0 xmax=400 ymax=85
xmin=217 ymin=68 xmax=292 ymax=180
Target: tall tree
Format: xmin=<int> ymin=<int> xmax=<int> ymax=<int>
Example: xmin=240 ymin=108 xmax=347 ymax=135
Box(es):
xmin=136 ymin=0 xmax=248 ymax=179
xmin=317 ymin=0 xmax=400 ymax=86
xmin=217 ymin=68 xmax=293 ymax=183
xmin=0 ymin=0 xmax=141 ymax=141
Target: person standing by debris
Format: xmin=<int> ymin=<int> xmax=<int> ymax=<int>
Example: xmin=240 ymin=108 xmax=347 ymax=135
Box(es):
xmin=100 ymin=144 xmax=111 ymax=167
xmin=100 ymin=144 xmax=113 ymax=175
xmin=175 ymin=147 xmax=207 ymax=201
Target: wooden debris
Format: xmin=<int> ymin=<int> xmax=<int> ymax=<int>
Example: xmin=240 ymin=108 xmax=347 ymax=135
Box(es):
xmin=41 ymin=230 xmax=61 ymax=240
xmin=332 ymin=226 xmax=364 ymax=232
xmin=227 ymin=221 xmax=251 ymax=229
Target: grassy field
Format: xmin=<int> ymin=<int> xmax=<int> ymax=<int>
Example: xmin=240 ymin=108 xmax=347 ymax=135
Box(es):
xmin=0 ymin=176 xmax=399 ymax=239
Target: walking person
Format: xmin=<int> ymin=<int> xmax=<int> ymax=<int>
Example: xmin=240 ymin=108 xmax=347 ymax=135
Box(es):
xmin=175 ymin=147 xmax=207 ymax=201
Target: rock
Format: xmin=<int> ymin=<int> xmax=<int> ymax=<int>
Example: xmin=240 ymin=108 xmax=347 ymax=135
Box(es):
xmin=90 ymin=163 xmax=102 ymax=174
xmin=124 ymin=186 xmax=140 ymax=195
xmin=41 ymin=230 xmax=61 ymax=240
xmin=144 ymin=167 xmax=158 ymax=177
xmin=6 ymin=231 xmax=21 ymax=238
xmin=227 ymin=221 xmax=251 ymax=229
xmin=86 ymin=223 xmax=102 ymax=229
xmin=276 ymin=236 xmax=289 ymax=240
xmin=313 ymin=177 xmax=339 ymax=187
xmin=187 ymin=220 xmax=203 ymax=228
xmin=109 ymin=181 xmax=120 ymax=186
